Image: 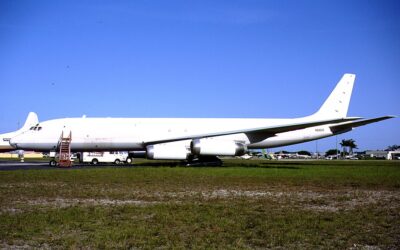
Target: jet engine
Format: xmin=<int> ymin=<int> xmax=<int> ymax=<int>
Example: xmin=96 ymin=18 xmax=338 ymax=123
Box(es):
xmin=146 ymin=143 xmax=190 ymax=160
xmin=191 ymin=139 xmax=247 ymax=156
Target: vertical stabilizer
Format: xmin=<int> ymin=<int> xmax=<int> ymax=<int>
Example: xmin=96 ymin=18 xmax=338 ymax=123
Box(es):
xmin=311 ymin=74 xmax=355 ymax=119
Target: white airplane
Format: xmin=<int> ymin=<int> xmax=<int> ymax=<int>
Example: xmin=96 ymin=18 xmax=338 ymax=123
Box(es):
xmin=8 ymin=74 xmax=394 ymax=162
xmin=0 ymin=112 xmax=38 ymax=152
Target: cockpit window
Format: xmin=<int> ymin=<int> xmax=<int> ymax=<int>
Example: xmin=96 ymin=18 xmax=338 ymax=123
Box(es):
xmin=30 ymin=124 xmax=42 ymax=131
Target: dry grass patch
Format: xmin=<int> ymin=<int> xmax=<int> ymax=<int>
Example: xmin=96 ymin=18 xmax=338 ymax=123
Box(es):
xmin=0 ymin=160 xmax=399 ymax=248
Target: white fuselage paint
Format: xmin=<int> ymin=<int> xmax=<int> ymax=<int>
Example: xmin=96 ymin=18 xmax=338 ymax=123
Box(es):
xmin=6 ymin=74 xmax=394 ymax=158
xmin=10 ymin=116 xmax=335 ymax=152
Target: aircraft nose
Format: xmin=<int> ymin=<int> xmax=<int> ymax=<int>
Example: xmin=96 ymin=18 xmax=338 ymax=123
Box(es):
xmin=9 ymin=137 xmax=19 ymax=148
xmin=8 ymin=135 xmax=22 ymax=149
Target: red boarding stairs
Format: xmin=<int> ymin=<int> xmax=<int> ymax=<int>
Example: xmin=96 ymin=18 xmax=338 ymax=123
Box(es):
xmin=58 ymin=131 xmax=72 ymax=167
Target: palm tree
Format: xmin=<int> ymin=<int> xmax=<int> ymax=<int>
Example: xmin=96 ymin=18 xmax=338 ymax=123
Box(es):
xmin=340 ymin=139 xmax=348 ymax=157
xmin=385 ymin=145 xmax=400 ymax=151
xmin=340 ymin=139 xmax=358 ymax=156
xmin=347 ymin=139 xmax=357 ymax=155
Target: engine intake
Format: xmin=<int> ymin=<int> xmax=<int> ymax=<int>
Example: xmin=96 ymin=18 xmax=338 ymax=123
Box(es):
xmin=146 ymin=143 xmax=190 ymax=160
xmin=191 ymin=139 xmax=247 ymax=156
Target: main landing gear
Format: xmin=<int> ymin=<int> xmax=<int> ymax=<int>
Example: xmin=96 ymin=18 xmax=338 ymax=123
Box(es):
xmin=186 ymin=156 xmax=223 ymax=167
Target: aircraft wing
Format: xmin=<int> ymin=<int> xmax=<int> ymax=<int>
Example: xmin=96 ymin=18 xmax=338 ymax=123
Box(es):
xmin=329 ymin=116 xmax=395 ymax=134
xmin=143 ymin=117 xmax=361 ymax=145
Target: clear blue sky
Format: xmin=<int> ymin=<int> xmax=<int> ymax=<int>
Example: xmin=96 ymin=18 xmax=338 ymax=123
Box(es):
xmin=0 ymin=0 xmax=399 ymax=152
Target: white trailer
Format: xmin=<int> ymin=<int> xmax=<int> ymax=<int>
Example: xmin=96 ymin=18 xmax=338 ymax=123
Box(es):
xmin=79 ymin=151 xmax=131 ymax=164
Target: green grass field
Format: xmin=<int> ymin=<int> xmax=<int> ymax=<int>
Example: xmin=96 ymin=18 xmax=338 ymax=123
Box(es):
xmin=0 ymin=160 xmax=399 ymax=249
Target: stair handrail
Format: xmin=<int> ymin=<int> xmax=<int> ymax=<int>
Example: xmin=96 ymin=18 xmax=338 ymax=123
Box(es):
xmin=57 ymin=131 xmax=64 ymax=150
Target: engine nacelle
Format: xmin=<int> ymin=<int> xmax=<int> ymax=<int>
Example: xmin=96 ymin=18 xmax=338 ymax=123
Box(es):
xmin=146 ymin=144 xmax=190 ymax=160
xmin=191 ymin=139 xmax=247 ymax=156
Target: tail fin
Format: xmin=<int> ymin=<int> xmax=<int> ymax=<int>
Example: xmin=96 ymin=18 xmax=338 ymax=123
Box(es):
xmin=20 ymin=112 xmax=39 ymax=132
xmin=311 ymin=74 xmax=355 ymax=119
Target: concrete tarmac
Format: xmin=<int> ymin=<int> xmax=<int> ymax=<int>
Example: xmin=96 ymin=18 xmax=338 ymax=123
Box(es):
xmin=0 ymin=160 xmax=51 ymax=171
xmin=0 ymin=160 xmax=135 ymax=171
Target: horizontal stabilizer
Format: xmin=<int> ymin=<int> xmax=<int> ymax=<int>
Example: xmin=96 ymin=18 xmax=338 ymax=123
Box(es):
xmin=330 ymin=116 xmax=395 ymax=134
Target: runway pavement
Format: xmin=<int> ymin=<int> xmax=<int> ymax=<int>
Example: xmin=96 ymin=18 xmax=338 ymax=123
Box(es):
xmin=0 ymin=161 xmax=52 ymax=171
xmin=0 ymin=160 xmax=133 ymax=171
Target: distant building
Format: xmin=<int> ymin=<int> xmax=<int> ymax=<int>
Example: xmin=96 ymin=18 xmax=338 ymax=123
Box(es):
xmin=365 ymin=150 xmax=388 ymax=159
xmin=365 ymin=150 xmax=400 ymax=160
xmin=387 ymin=151 xmax=400 ymax=160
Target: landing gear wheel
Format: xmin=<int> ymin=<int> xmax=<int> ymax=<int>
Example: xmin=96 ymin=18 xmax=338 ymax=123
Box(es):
xmin=186 ymin=156 xmax=223 ymax=167
xmin=114 ymin=159 xmax=121 ymax=165
xmin=126 ymin=157 xmax=132 ymax=164
xmin=91 ymin=158 xmax=99 ymax=165
xmin=49 ymin=160 xmax=57 ymax=167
